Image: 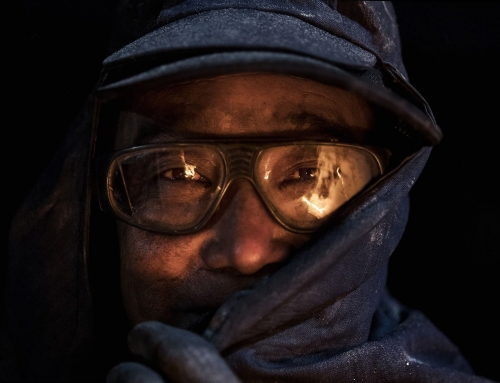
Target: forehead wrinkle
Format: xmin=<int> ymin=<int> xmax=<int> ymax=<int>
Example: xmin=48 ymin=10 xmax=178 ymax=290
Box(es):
xmin=299 ymin=89 xmax=361 ymax=104
xmin=297 ymin=88 xmax=374 ymax=121
xmin=132 ymin=87 xmax=222 ymax=130
xmin=122 ymin=73 xmax=374 ymax=142
xmin=283 ymin=112 xmax=370 ymax=142
xmin=285 ymin=112 xmax=343 ymax=130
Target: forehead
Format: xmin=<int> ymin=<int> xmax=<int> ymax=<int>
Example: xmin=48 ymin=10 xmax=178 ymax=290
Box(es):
xmin=115 ymin=73 xmax=375 ymax=147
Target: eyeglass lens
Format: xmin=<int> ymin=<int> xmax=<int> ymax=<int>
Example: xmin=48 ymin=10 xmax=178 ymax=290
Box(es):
xmin=108 ymin=144 xmax=381 ymax=231
xmin=255 ymin=145 xmax=380 ymax=229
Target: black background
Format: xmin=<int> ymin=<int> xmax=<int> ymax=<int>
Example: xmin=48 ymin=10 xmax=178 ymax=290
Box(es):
xmin=7 ymin=1 xmax=500 ymax=381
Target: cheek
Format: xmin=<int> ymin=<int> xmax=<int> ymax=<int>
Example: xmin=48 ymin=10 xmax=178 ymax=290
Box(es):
xmin=121 ymin=233 xmax=191 ymax=282
xmin=117 ymin=224 xmax=205 ymax=323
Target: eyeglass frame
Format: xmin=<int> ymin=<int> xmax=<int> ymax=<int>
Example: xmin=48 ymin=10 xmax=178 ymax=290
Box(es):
xmin=96 ymin=138 xmax=391 ymax=235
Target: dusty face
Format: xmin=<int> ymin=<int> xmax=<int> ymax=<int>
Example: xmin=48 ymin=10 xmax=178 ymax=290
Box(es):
xmin=116 ymin=73 xmax=374 ymax=330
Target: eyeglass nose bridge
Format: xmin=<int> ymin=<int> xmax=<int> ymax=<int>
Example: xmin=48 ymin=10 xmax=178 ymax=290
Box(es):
xmin=219 ymin=145 xmax=309 ymax=235
xmin=225 ymin=146 xmax=256 ymax=180
xmin=217 ymin=145 xmax=283 ymax=228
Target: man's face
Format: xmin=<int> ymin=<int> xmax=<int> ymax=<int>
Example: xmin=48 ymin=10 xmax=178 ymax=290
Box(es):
xmin=116 ymin=73 xmax=374 ymax=330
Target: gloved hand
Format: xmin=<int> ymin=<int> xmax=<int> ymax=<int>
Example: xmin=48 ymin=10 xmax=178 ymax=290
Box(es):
xmin=106 ymin=321 xmax=242 ymax=383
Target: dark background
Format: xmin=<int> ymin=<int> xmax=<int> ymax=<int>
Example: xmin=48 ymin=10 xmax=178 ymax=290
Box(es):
xmin=7 ymin=1 xmax=500 ymax=381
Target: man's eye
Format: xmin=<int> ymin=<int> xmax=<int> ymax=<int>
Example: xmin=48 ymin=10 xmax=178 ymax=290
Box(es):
xmin=278 ymin=167 xmax=318 ymax=191
xmin=163 ymin=166 xmax=206 ymax=182
xmin=286 ymin=168 xmax=318 ymax=182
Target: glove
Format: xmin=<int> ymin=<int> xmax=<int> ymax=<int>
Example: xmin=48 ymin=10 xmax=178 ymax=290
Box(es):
xmin=106 ymin=321 xmax=242 ymax=383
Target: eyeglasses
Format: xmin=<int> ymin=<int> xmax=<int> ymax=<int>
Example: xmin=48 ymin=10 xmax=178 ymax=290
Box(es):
xmin=96 ymin=139 xmax=390 ymax=234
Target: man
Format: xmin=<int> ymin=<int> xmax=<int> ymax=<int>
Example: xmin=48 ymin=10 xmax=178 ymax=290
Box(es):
xmin=2 ymin=1 xmax=495 ymax=382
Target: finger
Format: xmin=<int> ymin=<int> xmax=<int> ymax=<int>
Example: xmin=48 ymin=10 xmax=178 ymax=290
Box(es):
xmin=128 ymin=321 xmax=242 ymax=383
xmin=106 ymin=361 xmax=166 ymax=383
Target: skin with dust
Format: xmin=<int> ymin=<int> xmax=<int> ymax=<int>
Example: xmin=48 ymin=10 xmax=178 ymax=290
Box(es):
xmin=115 ymin=73 xmax=375 ymax=330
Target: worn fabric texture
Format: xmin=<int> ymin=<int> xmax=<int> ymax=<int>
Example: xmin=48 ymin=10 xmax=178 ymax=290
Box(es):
xmin=1 ymin=1 xmax=494 ymax=382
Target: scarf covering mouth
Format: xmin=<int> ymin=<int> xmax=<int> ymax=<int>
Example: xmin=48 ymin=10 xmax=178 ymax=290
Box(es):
xmin=200 ymin=148 xmax=481 ymax=382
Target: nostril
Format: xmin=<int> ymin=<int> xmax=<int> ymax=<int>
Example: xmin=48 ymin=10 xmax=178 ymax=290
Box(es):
xmin=250 ymin=261 xmax=288 ymax=278
xmin=229 ymin=239 xmax=293 ymax=275
xmin=200 ymin=229 xmax=295 ymax=275
xmin=211 ymin=261 xmax=286 ymax=278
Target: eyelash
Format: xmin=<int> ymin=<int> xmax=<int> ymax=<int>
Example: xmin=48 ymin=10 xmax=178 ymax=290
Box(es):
xmin=162 ymin=167 xmax=212 ymax=186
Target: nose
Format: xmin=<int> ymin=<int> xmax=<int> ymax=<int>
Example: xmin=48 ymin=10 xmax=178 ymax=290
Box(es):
xmin=201 ymin=180 xmax=305 ymax=275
